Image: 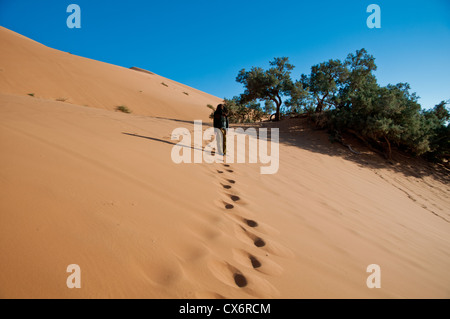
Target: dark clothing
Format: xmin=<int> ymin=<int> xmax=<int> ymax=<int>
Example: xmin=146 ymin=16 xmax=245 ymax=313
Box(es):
xmin=213 ymin=109 xmax=229 ymax=129
xmin=213 ymin=108 xmax=228 ymax=155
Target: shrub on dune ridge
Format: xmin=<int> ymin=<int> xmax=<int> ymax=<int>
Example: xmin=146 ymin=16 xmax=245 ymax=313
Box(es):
xmin=116 ymin=105 xmax=132 ymax=114
xmin=207 ymin=98 xmax=267 ymax=123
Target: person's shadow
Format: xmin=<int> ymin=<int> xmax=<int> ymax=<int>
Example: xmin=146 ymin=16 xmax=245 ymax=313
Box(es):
xmin=122 ymin=132 xmax=205 ymax=152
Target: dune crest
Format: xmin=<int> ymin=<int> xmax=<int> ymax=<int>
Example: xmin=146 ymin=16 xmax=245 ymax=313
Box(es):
xmin=0 ymin=26 xmax=221 ymax=121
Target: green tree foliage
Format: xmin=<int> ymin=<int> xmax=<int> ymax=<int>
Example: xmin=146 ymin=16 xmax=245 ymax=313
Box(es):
xmin=423 ymin=101 xmax=450 ymax=161
xmin=230 ymin=48 xmax=448 ymax=162
xmin=301 ymin=48 xmax=448 ymax=161
xmin=339 ymin=48 xmax=377 ymax=109
xmin=221 ymin=97 xmax=266 ymax=123
xmin=236 ymin=57 xmax=304 ymax=121
xmin=329 ymin=82 xmax=428 ymax=158
xmin=285 ymin=80 xmax=310 ymax=114
xmin=263 ymin=100 xmax=276 ymax=116
xmin=300 ymin=59 xmax=348 ymax=113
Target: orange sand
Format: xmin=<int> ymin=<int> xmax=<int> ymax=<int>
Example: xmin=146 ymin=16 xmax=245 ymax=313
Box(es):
xmin=1 ymin=26 xmax=449 ymax=298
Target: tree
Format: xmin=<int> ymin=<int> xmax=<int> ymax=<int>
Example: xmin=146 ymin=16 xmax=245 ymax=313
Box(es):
xmin=300 ymin=48 xmax=377 ymax=113
xmin=285 ymin=80 xmax=310 ymax=113
xmin=247 ymin=101 xmax=264 ymax=122
xmin=229 ymin=48 xmax=448 ymax=162
xmin=423 ymin=100 xmax=450 ymax=162
xmin=236 ymin=57 xmax=296 ymax=121
xmin=329 ymin=80 xmax=429 ymax=159
xmin=263 ymin=100 xmax=276 ymax=116
xmin=223 ymin=96 xmax=241 ymax=123
xmin=304 ymin=49 xmax=438 ymax=159
xmin=301 ymin=59 xmax=348 ymax=113
xmin=430 ymin=100 xmax=450 ymax=124
xmin=337 ymin=48 xmax=377 ymax=110
xmin=365 ymin=83 xmax=425 ymax=158
xmin=223 ymin=96 xmax=264 ymax=123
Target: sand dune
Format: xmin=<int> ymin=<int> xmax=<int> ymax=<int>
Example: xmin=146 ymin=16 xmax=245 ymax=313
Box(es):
xmin=1 ymin=26 xmax=449 ymax=298
xmin=0 ymin=27 xmax=221 ymax=121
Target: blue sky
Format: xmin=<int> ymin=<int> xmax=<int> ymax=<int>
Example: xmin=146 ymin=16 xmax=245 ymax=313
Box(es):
xmin=1 ymin=0 xmax=449 ymax=109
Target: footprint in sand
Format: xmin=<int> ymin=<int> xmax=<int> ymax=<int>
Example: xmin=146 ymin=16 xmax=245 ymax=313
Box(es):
xmin=234 ymin=274 xmax=247 ymax=287
xmin=244 ymin=219 xmax=258 ymax=228
xmin=224 ymin=212 xmax=280 ymax=236
xmin=226 ymin=179 xmax=236 ymax=184
xmin=221 ymin=183 xmax=232 ymax=189
xmin=254 ymin=237 xmax=266 ymax=247
xmin=217 ymin=170 xmax=224 ymax=174
xmin=222 ymin=195 xmax=244 ymax=208
xmin=223 ymin=201 xmax=234 ymax=210
xmin=249 ymin=255 xmax=262 ymax=269
xmin=223 ymin=164 xmax=231 ymax=168
xmin=236 ymin=225 xmax=266 ymax=247
xmin=207 ymin=259 xmax=279 ymax=297
xmin=225 ymin=169 xmax=234 ymax=173
xmin=207 ymin=259 xmax=247 ymax=288
xmin=234 ymin=225 xmax=294 ymax=257
xmin=229 ymin=194 xmax=240 ymax=202
xmin=235 ymin=250 xmax=262 ymax=269
xmin=232 ymin=248 xmax=283 ymax=276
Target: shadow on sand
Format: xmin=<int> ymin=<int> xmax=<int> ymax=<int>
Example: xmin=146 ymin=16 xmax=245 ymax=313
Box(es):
xmin=122 ymin=132 xmax=205 ymax=153
xmin=123 ymin=116 xmax=448 ymax=185
xmin=246 ymin=117 xmax=450 ymax=185
xmin=149 ymin=116 xmax=213 ymax=127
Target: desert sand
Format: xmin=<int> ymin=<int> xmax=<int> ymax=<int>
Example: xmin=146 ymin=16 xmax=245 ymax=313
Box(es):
xmin=1 ymin=26 xmax=449 ymax=298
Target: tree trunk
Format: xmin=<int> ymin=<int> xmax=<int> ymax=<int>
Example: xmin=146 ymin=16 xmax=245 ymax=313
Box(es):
xmin=315 ymin=93 xmax=329 ymax=113
xmin=275 ymin=101 xmax=281 ymax=121
xmin=315 ymin=101 xmax=323 ymax=113
xmin=384 ymin=135 xmax=392 ymax=160
xmin=273 ymin=94 xmax=282 ymax=121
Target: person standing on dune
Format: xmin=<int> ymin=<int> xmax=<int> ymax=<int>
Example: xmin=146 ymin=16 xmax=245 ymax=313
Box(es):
xmin=213 ymin=103 xmax=229 ymax=155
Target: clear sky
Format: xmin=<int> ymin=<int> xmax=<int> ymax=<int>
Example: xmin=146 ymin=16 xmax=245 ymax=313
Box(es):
xmin=1 ymin=0 xmax=449 ymax=109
